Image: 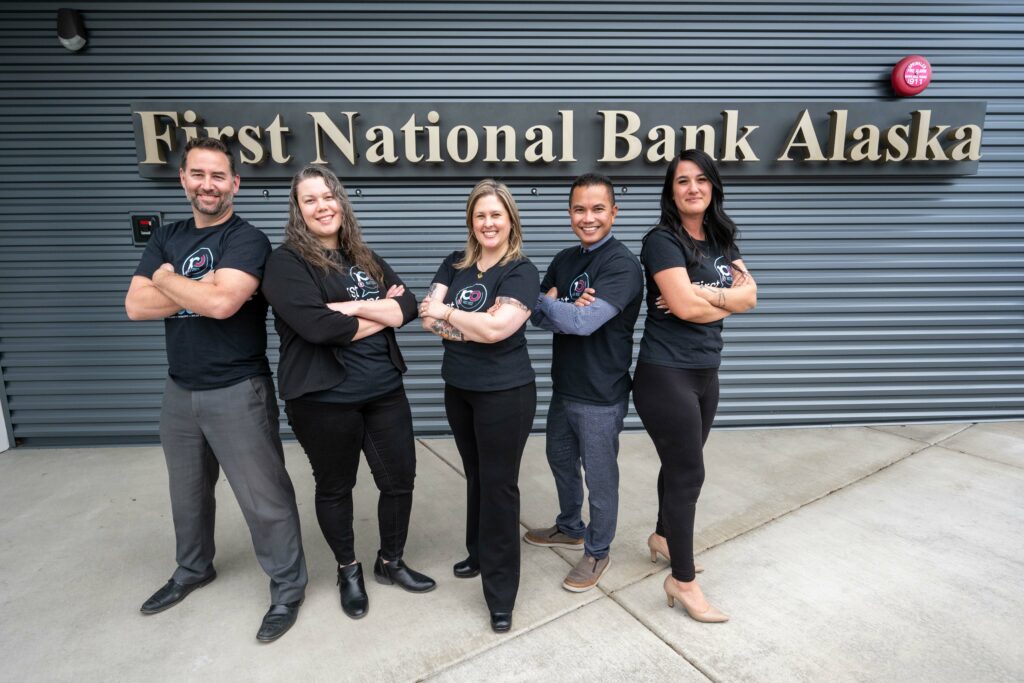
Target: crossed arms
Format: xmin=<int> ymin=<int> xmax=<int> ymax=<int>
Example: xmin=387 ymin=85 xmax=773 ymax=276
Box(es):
xmin=654 ymin=259 xmax=757 ymax=323
xmin=419 ymin=283 xmax=531 ymax=344
xmin=125 ymin=266 xmax=260 ymax=321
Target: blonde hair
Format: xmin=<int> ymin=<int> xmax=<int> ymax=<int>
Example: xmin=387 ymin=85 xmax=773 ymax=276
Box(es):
xmin=455 ymin=178 xmax=525 ymax=270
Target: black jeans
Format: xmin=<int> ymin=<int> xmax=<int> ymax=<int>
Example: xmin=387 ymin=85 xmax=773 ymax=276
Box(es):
xmin=445 ymin=382 xmax=536 ymax=613
xmin=285 ymin=388 xmax=416 ymax=566
xmin=632 ymin=362 xmax=719 ymax=582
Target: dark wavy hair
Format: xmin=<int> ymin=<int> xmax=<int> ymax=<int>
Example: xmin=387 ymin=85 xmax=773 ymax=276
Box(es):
xmin=283 ymin=165 xmax=384 ymax=285
xmin=655 ymin=148 xmax=739 ymax=260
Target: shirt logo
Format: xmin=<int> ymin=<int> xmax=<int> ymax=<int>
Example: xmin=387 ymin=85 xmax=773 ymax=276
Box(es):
xmin=181 ymin=248 xmax=214 ymax=279
xmin=453 ymin=283 xmax=488 ymax=311
xmin=714 ymin=257 xmax=733 ymax=287
xmin=568 ymin=272 xmax=590 ymax=301
xmin=347 ymin=266 xmax=380 ymax=300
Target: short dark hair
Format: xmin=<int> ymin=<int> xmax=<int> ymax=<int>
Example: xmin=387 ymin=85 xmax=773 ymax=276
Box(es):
xmin=569 ymin=172 xmax=616 ymax=206
xmin=180 ymin=136 xmax=235 ymax=175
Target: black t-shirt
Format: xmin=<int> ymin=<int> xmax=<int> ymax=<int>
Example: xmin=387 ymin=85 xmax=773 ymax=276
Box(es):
xmin=304 ymin=256 xmax=403 ymax=403
xmin=540 ymin=237 xmax=643 ymax=405
xmin=431 ymin=251 xmax=540 ymax=391
xmin=639 ymin=227 xmax=740 ymax=369
xmin=134 ymin=214 xmax=271 ymax=390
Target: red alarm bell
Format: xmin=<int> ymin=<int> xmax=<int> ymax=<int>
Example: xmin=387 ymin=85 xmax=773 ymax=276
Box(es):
xmin=892 ymin=55 xmax=932 ymax=96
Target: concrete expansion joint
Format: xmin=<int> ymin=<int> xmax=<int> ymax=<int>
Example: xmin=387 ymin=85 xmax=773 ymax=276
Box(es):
xmin=421 ymin=599 xmax=597 ymax=681
xmin=679 ymin=438 xmax=936 ymax=561
xmin=605 ymin=588 xmax=718 ymax=682
xmin=866 ymin=422 xmax=973 ymax=446
xmin=945 ymin=447 xmax=1024 ymax=471
xmin=416 ymin=438 xmax=467 ymax=479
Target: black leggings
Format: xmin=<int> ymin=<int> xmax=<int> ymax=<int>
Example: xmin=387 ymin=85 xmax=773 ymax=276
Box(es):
xmin=632 ymin=362 xmax=719 ymax=582
xmin=445 ymin=382 xmax=536 ymax=613
xmin=284 ymin=388 xmax=416 ymax=566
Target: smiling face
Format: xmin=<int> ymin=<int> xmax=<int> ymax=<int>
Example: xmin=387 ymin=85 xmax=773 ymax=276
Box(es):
xmin=179 ymin=148 xmax=239 ymax=226
xmin=569 ymin=183 xmax=618 ymax=248
xmin=471 ymin=193 xmax=511 ymax=256
xmin=672 ymin=160 xmax=713 ymax=222
xmin=295 ymin=176 xmax=342 ymax=248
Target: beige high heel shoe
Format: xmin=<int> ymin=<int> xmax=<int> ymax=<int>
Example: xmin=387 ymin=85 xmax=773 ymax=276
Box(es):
xmin=646 ymin=534 xmax=703 ymax=573
xmin=663 ymin=575 xmax=729 ymax=623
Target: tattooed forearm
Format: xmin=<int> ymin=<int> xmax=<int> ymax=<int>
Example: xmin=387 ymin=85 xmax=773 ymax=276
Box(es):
xmin=431 ymin=319 xmax=465 ymax=341
xmin=699 ymin=284 xmax=726 ymax=308
xmin=426 ymin=283 xmax=443 ymax=299
xmin=495 ymin=296 xmax=529 ymax=311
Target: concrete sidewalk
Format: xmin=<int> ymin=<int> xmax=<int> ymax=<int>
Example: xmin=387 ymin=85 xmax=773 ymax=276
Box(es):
xmin=1 ymin=421 xmax=1021 ymax=682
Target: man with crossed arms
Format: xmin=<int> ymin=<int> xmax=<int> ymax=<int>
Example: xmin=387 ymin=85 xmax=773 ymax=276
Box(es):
xmin=524 ymin=173 xmax=643 ymax=591
xmin=125 ymin=137 xmax=307 ymax=642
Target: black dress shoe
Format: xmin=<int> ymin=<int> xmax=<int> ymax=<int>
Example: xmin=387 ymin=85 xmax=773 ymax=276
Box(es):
xmin=256 ymin=599 xmax=303 ymax=643
xmin=337 ymin=562 xmax=369 ymax=619
xmin=140 ymin=571 xmax=217 ymax=615
xmin=453 ymin=557 xmax=480 ymax=579
xmin=490 ymin=611 xmax=513 ymax=633
xmin=372 ymin=553 xmax=437 ymax=593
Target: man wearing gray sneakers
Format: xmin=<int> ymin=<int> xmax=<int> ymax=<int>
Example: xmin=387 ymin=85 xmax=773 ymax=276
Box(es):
xmin=525 ymin=173 xmax=643 ymax=592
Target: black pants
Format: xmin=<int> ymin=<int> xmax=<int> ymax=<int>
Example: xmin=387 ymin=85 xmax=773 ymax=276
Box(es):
xmin=445 ymin=382 xmax=536 ymax=613
xmin=632 ymin=362 xmax=719 ymax=582
xmin=285 ymin=388 xmax=416 ymax=566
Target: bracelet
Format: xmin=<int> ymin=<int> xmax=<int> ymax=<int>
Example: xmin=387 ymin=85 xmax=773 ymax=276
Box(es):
xmin=444 ymin=308 xmax=454 ymax=323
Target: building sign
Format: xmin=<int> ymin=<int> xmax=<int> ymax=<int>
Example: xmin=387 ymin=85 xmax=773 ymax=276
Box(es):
xmin=132 ymin=101 xmax=986 ymax=179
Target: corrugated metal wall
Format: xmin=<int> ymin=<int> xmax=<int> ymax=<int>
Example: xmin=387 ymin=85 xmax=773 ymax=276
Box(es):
xmin=1 ymin=2 xmax=1022 ymax=446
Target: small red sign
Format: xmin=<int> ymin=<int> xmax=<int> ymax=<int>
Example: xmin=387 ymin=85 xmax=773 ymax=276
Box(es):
xmin=892 ymin=55 xmax=932 ymax=96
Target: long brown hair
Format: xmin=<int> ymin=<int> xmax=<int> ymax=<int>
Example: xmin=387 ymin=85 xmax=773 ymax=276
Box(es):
xmin=283 ymin=165 xmax=384 ymax=285
xmin=455 ymin=178 xmax=526 ymax=270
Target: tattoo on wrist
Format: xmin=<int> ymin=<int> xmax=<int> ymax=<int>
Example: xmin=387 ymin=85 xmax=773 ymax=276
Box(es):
xmin=431 ymin=319 xmax=464 ymax=341
xmin=496 ymin=296 xmax=529 ymax=311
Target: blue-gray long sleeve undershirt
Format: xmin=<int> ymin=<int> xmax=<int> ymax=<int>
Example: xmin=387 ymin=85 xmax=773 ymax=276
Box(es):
xmin=530 ymin=294 xmax=620 ymax=336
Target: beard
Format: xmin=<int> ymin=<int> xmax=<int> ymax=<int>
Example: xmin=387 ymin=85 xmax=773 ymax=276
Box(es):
xmin=189 ymin=190 xmax=232 ymax=216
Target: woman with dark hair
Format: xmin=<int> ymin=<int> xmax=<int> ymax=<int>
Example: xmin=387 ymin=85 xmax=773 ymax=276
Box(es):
xmin=418 ymin=179 xmax=539 ymax=633
xmin=262 ymin=165 xmax=435 ymax=620
xmin=634 ymin=149 xmax=757 ymax=622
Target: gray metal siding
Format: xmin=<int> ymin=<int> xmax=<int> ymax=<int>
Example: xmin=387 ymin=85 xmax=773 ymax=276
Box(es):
xmin=1 ymin=2 xmax=1022 ymax=445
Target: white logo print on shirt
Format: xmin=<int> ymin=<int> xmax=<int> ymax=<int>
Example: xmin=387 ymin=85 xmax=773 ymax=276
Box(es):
xmin=558 ymin=272 xmax=590 ymax=303
xmin=453 ymin=284 xmax=488 ymax=311
xmin=347 ymin=266 xmax=381 ymax=300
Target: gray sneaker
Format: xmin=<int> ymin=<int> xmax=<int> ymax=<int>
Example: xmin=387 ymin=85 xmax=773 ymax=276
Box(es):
xmin=562 ymin=554 xmax=610 ymax=592
xmin=523 ymin=525 xmax=584 ymax=550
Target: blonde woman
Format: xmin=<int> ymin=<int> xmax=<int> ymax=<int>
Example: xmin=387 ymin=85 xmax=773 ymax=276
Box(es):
xmin=419 ymin=179 xmax=539 ymax=633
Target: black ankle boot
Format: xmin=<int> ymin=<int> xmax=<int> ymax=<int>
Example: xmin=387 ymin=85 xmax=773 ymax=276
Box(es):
xmin=372 ymin=552 xmax=437 ymax=593
xmin=490 ymin=611 xmax=513 ymax=633
xmin=453 ymin=557 xmax=480 ymax=578
xmin=337 ymin=562 xmax=368 ymax=619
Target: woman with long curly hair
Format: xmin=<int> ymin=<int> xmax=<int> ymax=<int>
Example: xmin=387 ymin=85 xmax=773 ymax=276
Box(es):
xmin=634 ymin=149 xmax=757 ymax=623
xmin=418 ymin=179 xmax=539 ymax=633
xmin=262 ymin=165 xmax=435 ymax=620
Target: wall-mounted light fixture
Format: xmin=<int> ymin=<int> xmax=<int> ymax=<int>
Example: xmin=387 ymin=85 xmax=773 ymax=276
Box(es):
xmin=57 ymin=8 xmax=88 ymax=52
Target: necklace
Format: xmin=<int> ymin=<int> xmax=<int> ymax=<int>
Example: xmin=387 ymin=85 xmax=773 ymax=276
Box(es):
xmin=476 ymin=261 xmax=494 ymax=279
xmin=476 ymin=250 xmax=504 ymax=279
